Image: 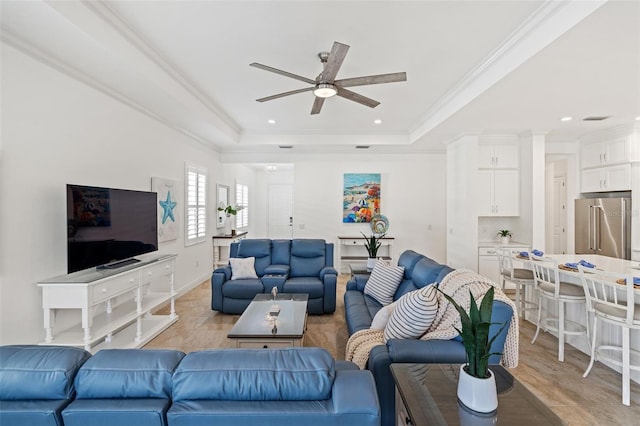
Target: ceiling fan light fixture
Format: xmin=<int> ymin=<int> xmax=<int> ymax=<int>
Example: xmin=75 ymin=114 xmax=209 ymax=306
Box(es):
xmin=313 ymin=83 xmax=337 ymax=98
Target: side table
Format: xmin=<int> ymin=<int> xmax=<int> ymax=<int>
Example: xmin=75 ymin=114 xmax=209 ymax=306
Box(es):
xmin=212 ymin=232 xmax=247 ymax=268
xmin=391 ymin=363 xmax=563 ymax=425
xmin=348 ymin=264 xmax=372 ymax=278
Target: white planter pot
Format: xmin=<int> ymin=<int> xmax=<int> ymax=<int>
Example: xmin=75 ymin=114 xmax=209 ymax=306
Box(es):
xmin=500 ymin=236 xmax=510 ymax=244
xmin=457 ymin=365 xmax=498 ymax=413
xmin=366 ymin=258 xmax=377 ymax=271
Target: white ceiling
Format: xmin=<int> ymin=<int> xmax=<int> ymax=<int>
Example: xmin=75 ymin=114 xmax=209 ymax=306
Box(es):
xmin=1 ymin=1 xmax=639 ymax=154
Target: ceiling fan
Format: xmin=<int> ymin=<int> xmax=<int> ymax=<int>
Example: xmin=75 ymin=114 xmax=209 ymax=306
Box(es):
xmin=250 ymin=41 xmax=407 ymax=115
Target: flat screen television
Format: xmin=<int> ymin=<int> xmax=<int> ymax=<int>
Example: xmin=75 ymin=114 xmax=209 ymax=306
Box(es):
xmin=67 ymin=184 xmax=158 ymax=273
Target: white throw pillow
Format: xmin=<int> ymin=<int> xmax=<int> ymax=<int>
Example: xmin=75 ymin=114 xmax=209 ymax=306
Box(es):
xmin=229 ymin=257 xmax=259 ymax=280
xmin=384 ymin=285 xmax=438 ymax=341
xmin=364 ymin=260 xmax=405 ymax=306
xmin=370 ymin=302 xmax=397 ymax=330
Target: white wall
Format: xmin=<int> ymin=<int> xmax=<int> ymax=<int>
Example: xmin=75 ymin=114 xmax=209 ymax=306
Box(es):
xmin=291 ymin=155 xmax=447 ymax=267
xmin=0 ymin=44 xmax=222 ymax=345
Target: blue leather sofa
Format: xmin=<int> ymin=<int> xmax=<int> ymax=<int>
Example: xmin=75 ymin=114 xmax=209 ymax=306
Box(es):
xmin=168 ymin=348 xmax=380 ymax=426
xmin=0 ymin=345 xmax=91 ymax=426
xmin=0 ymin=346 xmax=380 ymax=426
xmin=344 ymin=250 xmax=514 ymax=426
xmin=211 ymin=238 xmax=338 ymax=314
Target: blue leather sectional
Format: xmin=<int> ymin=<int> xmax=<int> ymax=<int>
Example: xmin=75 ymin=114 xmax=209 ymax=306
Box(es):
xmin=344 ymin=249 xmax=514 ymax=426
xmin=211 ymin=239 xmax=338 ymax=314
xmin=0 ymin=346 xmax=380 ymax=426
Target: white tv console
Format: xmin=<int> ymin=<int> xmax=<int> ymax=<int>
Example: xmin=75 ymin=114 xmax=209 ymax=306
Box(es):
xmin=38 ymin=254 xmax=178 ymax=353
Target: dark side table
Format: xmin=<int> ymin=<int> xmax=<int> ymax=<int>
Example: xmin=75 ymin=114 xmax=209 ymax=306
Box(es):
xmin=391 ymin=363 xmax=564 ymax=425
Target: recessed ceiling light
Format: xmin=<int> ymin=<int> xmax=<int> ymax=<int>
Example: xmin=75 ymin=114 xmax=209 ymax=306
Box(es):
xmin=374 ymin=119 xmax=382 ymax=124
xmin=560 ymin=116 xmax=573 ymax=122
xmin=268 ymin=119 xmax=276 ymax=124
xmin=636 ymin=116 xmax=640 ymax=121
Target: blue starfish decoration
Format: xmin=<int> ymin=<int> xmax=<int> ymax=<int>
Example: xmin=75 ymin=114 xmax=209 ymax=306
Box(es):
xmin=159 ymin=191 xmax=176 ymax=224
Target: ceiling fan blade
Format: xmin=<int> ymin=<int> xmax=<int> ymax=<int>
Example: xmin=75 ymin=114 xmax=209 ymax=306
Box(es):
xmin=250 ymin=63 xmax=316 ymax=85
xmin=256 ymin=87 xmax=314 ymax=102
xmin=310 ymin=97 xmax=325 ymax=115
xmin=321 ymin=42 xmax=350 ymax=82
xmin=335 ymin=72 xmax=407 ymax=88
xmin=336 ymin=87 xmax=380 ymax=108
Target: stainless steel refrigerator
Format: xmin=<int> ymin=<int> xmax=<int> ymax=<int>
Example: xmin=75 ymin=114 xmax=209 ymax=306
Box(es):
xmin=575 ymin=197 xmax=631 ymax=260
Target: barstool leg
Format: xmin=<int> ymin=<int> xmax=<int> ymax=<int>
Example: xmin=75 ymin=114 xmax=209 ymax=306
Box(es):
xmin=622 ymin=326 xmax=630 ymax=406
xmin=516 ymin=283 xmax=522 ymax=319
xmin=583 ymin=316 xmax=598 ymax=378
xmin=558 ymin=301 xmax=565 ymax=362
xmin=531 ymin=294 xmax=543 ymax=344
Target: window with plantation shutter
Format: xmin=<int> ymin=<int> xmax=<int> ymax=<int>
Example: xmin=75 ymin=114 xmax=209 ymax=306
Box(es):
xmin=185 ymin=164 xmax=207 ymax=245
xmin=236 ymin=183 xmax=248 ymax=229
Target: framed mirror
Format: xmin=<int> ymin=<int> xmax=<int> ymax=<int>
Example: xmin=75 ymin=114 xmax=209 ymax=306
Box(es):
xmin=216 ymin=184 xmax=229 ymax=228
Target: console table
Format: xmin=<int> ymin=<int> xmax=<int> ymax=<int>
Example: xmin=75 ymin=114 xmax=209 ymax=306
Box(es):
xmin=212 ymin=232 xmax=248 ymax=268
xmin=391 ymin=363 xmax=563 ymax=425
xmin=337 ymin=235 xmax=395 ymax=274
xmin=38 ymin=254 xmax=178 ymax=353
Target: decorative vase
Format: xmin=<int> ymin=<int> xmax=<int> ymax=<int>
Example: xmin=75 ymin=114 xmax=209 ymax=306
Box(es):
xmin=457 ymin=365 xmax=498 ymax=413
xmin=366 ymin=257 xmax=376 ymax=271
xmin=500 ymin=236 xmax=510 ymax=244
xmin=224 ymin=216 xmax=232 ymax=235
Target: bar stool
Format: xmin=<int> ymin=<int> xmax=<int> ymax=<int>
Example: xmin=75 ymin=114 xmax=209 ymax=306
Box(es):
xmin=495 ymin=247 xmax=536 ymax=319
xmin=579 ymin=266 xmax=640 ymax=406
xmin=531 ymin=260 xmax=589 ymax=362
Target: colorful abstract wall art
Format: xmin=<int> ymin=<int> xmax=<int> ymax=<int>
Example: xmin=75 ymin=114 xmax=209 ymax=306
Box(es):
xmin=152 ymin=177 xmax=179 ymax=242
xmin=343 ymin=173 xmax=381 ymax=223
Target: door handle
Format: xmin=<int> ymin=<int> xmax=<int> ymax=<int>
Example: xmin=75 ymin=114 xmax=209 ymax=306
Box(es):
xmin=587 ymin=206 xmax=594 ymax=250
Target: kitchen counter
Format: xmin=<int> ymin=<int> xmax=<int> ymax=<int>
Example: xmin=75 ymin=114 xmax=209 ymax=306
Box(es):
xmin=478 ymin=240 xmax=531 ymax=248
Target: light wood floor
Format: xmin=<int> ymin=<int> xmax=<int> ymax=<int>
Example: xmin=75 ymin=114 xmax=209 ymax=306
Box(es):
xmin=146 ymin=275 xmax=640 ymax=425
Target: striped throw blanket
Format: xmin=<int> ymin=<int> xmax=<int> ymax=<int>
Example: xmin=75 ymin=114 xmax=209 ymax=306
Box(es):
xmin=346 ymin=269 xmax=519 ymax=369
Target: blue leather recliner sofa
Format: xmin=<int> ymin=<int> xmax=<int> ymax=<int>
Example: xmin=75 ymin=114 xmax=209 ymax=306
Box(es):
xmin=344 ymin=250 xmax=514 ymax=426
xmin=0 ymin=346 xmax=380 ymax=426
xmin=211 ymin=238 xmax=338 ymax=314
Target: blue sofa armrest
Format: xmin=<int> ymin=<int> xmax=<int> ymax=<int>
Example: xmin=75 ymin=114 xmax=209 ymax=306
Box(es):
xmin=319 ymin=266 xmax=337 ymax=280
xmin=211 ymin=266 xmax=231 ymax=311
xmin=332 ymin=370 xmax=380 ymax=425
xmin=264 ymin=264 xmax=290 ymax=276
xmin=346 ymin=275 xmax=369 ymax=292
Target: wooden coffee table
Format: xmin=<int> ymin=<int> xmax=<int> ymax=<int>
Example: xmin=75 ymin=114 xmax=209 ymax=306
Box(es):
xmin=391 ymin=363 xmax=563 ymax=425
xmin=227 ymin=293 xmax=308 ymax=349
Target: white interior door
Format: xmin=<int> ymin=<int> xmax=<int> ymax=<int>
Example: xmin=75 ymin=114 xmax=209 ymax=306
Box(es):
xmin=268 ymin=184 xmax=293 ymax=239
xmin=552 ymin=175 xmax=567 ymax=254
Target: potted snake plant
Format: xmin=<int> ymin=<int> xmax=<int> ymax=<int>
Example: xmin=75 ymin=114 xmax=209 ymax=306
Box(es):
xmin=437 ymin=286 xmax=507 ymax=413
xmin=361 ymin=231 xmax=386 ymax=270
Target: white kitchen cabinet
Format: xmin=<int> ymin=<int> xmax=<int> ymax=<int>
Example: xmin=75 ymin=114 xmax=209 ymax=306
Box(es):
xmin=478 ymin=141 xmax=519 ymax=169
xmin=478 ymin=169 xmax=520 ymax=216
xmin=581 ymin=136 xmax=631 ymax=169
xmin=580 ymin=163 xmax=632 ymax=193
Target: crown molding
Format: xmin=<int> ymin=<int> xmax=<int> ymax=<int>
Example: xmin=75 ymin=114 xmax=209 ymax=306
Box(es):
xmin=82 ymin=0 xmax=241 ymax=136
xmin=409 ymin=0 xmax=607 ymax=144
xmin=1 ymin=29 xmax=217 ymax=151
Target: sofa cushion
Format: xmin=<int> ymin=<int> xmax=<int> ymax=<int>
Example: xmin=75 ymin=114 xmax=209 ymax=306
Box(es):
xmin=271 ymin=239 xmax=292 ymax=265
xmin=397 ymin=250 xmax=425 ymax=278
xmin=370 ymin=302 xmax=397 ymax=330
xmin=384 ymin=286 xmax=438 ymax=340
xmin=74 ymin=349 xmax=184 ymax=399
xmin=289 ymin=239 xmax=326 ymax=277
xmin=0 ymin=345 xmax=91 ymax=400
xmin=172 ymin=348 xmax=335 ymax=401
xmin=229 ymin=257 xmax=259 ymax=280
xmin=410 ymin=257 xmax=447 ymax=288
xmin=364 ymin=260 xmax=404 ymax=305
xmin=62 ymin=399 xmax=170 ymax=426
xmin=282 ymin=277 xmax=325 ymax=298
xmin=236 ymin=239 xmax=272 ymax=275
